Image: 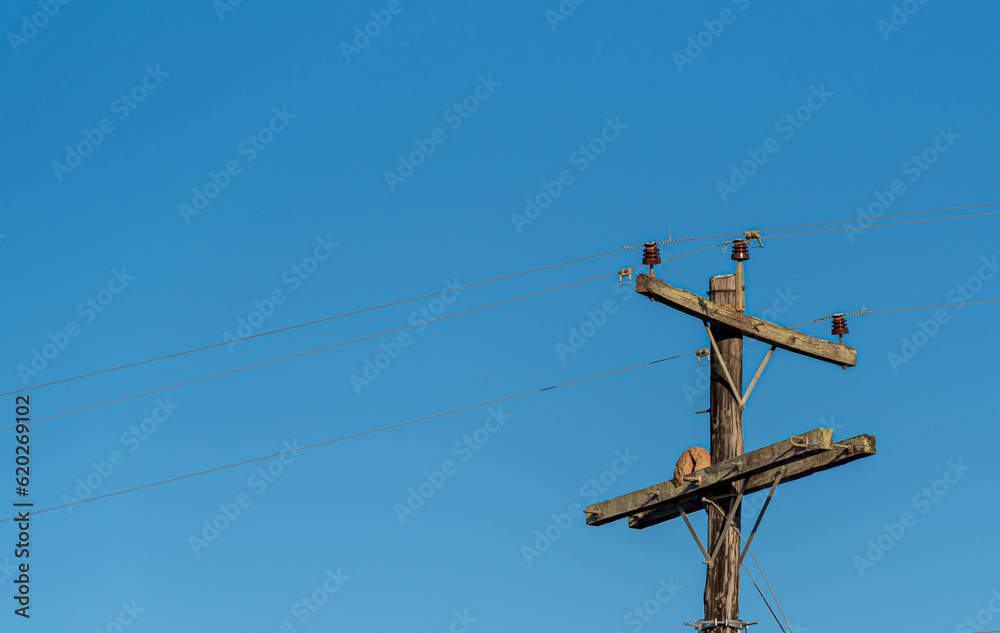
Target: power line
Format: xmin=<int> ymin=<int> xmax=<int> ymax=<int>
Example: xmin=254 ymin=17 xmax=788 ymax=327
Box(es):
xmin=0 ymin=273 xmax=619 ymax=433
xmin=0 ymin=248 xmax=625 ymax=398
xmin=765 ymin=208 xmax=1000 ymax=241
xmin=742 ymin=567 xmax=786 ymax=633
xmin=761 ymin=200 xmax=1000 ymax=236
xmin=704 ymin=497 xmax=794 ymax=633
xmin=628 ymin=200 xmax=1000 ymax=246
xmin=796 ymin=298 xmax=1000 ymax=327
xmin=0 ymin=352 xmax=695 ymax=522
xmin=7 ymin=203 xmax=996 ymax=399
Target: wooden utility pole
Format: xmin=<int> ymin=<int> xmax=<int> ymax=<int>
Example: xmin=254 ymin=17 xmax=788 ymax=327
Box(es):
xmin=587 ymin=239 xmax=876 ymax=633
xmin=705 ymin=274 xmax=744 ymax=621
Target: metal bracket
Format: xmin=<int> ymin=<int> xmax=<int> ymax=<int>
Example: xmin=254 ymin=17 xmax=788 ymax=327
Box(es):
xmin=685 ymin=619 xmax=758 ymax=632
xmin=703 ymin=322 xmax=778 ymax=410
xmin=744 ymin=230 xmax=763 ymax=248
xmin=696 ymin=347 xmax=710 ymax=366
xmin=617 ymin=268 xmax=634 ymax=285
xmin=789 ymin=436 xmax=809 ymax=448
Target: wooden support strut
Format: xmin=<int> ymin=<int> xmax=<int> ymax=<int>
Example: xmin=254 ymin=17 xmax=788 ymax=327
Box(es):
xmin=703 ymin=323 xmax=777 ymax=410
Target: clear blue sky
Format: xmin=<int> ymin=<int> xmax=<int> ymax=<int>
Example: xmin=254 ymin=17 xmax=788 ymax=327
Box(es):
xmin=2 ymin=1 xmax=999 ymax=631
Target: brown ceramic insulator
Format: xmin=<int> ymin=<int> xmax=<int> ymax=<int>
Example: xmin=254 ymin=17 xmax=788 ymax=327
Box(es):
xmin=831 ymin=315 xmax=849 ymax=336
xmin=731 ymin=240 xmax=749 ymax=261
xmin=642 ymin=243 xmax=662 ymax=266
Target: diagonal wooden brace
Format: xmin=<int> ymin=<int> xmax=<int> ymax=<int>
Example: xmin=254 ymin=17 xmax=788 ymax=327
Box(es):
xmin=703 ymin=321 xmax=777 ymax=410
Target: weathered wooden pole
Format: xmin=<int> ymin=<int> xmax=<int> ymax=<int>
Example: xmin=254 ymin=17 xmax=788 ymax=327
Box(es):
xmin=587 ymin=254 xmax=873 ymax=631
xmin=705 ymin=272 xmax=744 ymax=621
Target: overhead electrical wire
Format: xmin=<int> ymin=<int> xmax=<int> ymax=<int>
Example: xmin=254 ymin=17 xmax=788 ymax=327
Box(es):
xmin=0 ymin=248 xmax=626 ymax=398
xmin=4 ymin=199 xmax=997 ymax=425
xmin=0 ymin=352 xmax=696 ymax=522
xmin=5 ymin=201 xmax=997 ymax=400
xmin=795 ymin=298 xmax=1000 ymax=328
xmin=630 ymin=200 xmax=1000 ymax=246
xmin=763 ymin=208 xmax=1000 ymax=241
xmin=704 ymin=497 xmax=794 ymax=633
xmin=0 ymin=272 xmax=621 ymax=432
xmin=759 ymin=200 xmax=1000 ymax=237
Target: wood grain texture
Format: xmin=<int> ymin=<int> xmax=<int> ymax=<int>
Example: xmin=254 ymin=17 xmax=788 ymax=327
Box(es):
xmin=705 ymin=274 xmax=743 ymax=621
xmin=584 ymin=428 xmax=834 ymax=526
xmin=628 ymin=434 xmax=877 ymax=529
xmin=635 ymin=273 xmax=857 ymax=367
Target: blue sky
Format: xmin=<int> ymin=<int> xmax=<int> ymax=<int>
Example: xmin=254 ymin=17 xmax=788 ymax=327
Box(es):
xmin=1 ymin=1 xmax=999 ymax=631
